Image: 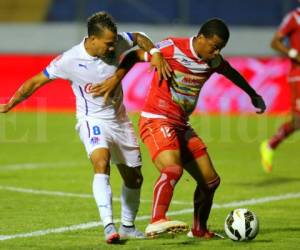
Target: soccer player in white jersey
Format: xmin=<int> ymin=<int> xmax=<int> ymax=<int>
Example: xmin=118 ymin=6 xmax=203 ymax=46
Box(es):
xmin=0 ymin=11 xmax=171 ymax=244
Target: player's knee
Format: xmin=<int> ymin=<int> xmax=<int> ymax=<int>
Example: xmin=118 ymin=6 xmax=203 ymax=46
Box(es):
xmin=92 ymin=159 xmax=110 ymax=173
xmin=125 ymin=170 xmax=143 ymax=189
xmin=133 ymin=173 xmax=143 ymax=188
xmin=207 ymin=176 xmax=220 ymax=192
xmin=161 ymin=164 xmax=183 ymax=182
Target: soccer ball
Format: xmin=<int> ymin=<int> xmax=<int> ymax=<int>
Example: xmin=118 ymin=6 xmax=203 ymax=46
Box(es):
xmin=224 ymin=208 xmax=259 ymax=241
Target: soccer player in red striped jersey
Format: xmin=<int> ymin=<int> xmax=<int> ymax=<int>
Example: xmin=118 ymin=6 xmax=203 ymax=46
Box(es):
xmin=261 ymin=1 xmax=300 ymax=173
xmin=91 ymin=18 xmax=266 ymax=238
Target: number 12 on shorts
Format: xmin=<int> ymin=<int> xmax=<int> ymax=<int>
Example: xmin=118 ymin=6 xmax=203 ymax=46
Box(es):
xmin=160 ymin=126 xmax=172 ymax=138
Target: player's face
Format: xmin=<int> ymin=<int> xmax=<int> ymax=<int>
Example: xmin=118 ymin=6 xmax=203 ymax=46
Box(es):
xmin=195 ymin=34 xmax=225 ymax=62
xmin=92 ymin=28 xmax=117 ymax=58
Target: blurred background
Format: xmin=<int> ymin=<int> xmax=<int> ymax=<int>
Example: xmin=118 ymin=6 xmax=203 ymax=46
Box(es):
xmin=0 ymin=0 xmax=299 ymax=113
xmin=0 ymin=0 xmax=298 ymax=54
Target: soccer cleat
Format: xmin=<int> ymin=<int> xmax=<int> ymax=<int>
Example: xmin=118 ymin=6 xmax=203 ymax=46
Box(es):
xmin=187 ymin=228 xmax=224 ymax=239
xmin=104 ymin=223 xmax=120 ymax=244
xmin=145 ymin=219 xmax=189 ymax=237
xmin=118 ymin=225 xmax=145 ymax=239
xmin=260 ymin=140 xmax=274 ymax=173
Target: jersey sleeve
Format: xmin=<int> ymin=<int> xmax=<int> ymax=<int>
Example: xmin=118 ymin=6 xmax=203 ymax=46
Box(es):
xmin=213 ymin=55 xmax=230 ymax=73
xmin=118 ymin=32 xmax=135 ymax=48
xmin=278 ymin=11 xmax=296 ymax=36
xmin=43 ymin=54 xmax=69 ymax=80
xmin=144 ymin=38 xmax=174 ymax=62
xmin=115 ymin=32 xmax=136 ymax=62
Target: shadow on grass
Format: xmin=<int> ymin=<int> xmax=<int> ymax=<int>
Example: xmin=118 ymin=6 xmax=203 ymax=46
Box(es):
xmin=232 ymin=176 xmax=300 ymax=187
xmin=262 ymin=227 xmax=300 ymax=234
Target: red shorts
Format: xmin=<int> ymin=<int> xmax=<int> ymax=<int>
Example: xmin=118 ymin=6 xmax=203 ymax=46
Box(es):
xmin=139 ymin=117 xmax=207 ymax=163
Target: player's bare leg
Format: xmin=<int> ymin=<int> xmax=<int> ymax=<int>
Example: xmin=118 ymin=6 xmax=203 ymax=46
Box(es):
xmin=183 ymin=152 xmax=220 ymax=239
xmin=90 ymin=148 xmax=120 ymax=244
xmin=145 ymin=150 xmax=188 ymax=237
xmin=116 ymin=164 xmax=145 ymax=239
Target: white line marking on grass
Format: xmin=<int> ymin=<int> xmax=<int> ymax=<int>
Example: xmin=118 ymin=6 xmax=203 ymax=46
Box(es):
xmin=0 ymin=185 xmax=190 ymax=205
xmin=0 ymin=192 xmax=299 ymax=241
xmin=0 ymin=162 xmax=86 ymax=171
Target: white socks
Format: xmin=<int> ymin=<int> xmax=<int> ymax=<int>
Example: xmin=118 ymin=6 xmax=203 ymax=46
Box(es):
xmin=92 ymin=174 xmax=141 ymax=228
xmin=93 ymin=174 xmax=113 ymax=227
xmin=121 ymin=185 xmax=141 ymax=226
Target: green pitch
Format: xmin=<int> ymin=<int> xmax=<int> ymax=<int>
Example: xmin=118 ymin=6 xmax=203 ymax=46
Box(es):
xmin=0 ymin=112 xmax=299 ymax=250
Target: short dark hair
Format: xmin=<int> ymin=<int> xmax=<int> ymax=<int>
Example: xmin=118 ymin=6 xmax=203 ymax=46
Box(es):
xmin=87 ymin=11 xmax=117 ymax=37
xmin=198 ymin=18 xmax=230 ymax=45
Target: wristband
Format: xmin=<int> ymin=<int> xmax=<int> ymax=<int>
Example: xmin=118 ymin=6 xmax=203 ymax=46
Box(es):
xmin=288 ymin=48 xmax=298 ymax=59
xmin=149 ymin=48 xmax=160 ymax=55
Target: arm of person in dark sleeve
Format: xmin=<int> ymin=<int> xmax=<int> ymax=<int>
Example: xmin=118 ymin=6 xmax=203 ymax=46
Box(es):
xmin=217 ymin=58 xmax=266 ymax=114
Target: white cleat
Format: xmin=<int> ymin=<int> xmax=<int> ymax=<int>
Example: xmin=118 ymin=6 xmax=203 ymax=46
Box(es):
xmin=118 ymin=225 xmax=145 ymax=239
xmin=145 ymin=219 xmax=189 ymax=237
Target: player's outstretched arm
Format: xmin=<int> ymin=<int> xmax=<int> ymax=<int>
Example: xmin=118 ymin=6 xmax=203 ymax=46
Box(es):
xmin=219 ymin=60 xmax=266 ymax=114
xmin=132 ymin=32 xmax=172 ymax=80
xmin=0 ymin=72 xmax=51 ymax=113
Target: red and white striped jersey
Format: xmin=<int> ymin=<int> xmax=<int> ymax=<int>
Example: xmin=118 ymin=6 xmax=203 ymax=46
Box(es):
xmin=142 ymin=37 xmax=225 ymax=123
xmin=278 ymin=7 xmax=300 ymax=76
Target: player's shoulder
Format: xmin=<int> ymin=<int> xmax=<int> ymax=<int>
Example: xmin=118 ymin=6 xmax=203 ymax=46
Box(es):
xmin=209 ymin=54 xmax=224 ymax=69
xmin=282 ymin=8 xmax=299 ymax=23
xmin=57 ymin=43 xmax=82 ymax=63
xmin=48 ymin=46 xmax=79 ymax=72
xmin=64 ymin=43 xmax=81 ymax=58
xmin=155 ymin=37 xmax=174 ymax=49
xmin=167 ymin=37 xmax=189 ymax=45
xmin=156 ymin=37 xmax=189 ymax=50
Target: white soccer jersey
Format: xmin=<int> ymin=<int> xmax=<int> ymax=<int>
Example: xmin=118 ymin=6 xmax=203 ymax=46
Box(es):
xmin=44 ymin=32 xmax=134 ymax=120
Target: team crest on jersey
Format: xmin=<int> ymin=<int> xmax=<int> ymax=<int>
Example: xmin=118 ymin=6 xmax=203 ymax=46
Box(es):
xmin=90 ymin=137 xmax=100 ymax=145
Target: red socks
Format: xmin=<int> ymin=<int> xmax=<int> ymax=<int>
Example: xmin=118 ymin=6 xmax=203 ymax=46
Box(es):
xmin=151 ymin=165 xmax=183 ymax=223
xmin=269 ymin=122 xmax=295 ymax=149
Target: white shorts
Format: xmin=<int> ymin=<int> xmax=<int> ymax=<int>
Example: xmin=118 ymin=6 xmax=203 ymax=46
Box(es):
xmin=76 ymin=117 xmax=142 ymax=167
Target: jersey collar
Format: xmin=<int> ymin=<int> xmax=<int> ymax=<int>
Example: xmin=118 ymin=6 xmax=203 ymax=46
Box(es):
xmin=189 ymin=36 xmax=202 ymax=60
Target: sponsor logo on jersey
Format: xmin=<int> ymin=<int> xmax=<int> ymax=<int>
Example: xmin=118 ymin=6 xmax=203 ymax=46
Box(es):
xmin=180 ymin=58 xmax=192 ymax=65
xmin=84 ymin=83 xmax=92 ymax=93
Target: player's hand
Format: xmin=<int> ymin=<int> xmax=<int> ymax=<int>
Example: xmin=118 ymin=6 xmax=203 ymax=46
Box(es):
xmin=0 ymin=104 xmax=10 ymax=113
xmin=251 ymin=94 xmax=266 ymax=114
xmin=149 ymin=52 xmax=172 ymax=81
xmin=89 ymin=75 xmax=120 ymax=104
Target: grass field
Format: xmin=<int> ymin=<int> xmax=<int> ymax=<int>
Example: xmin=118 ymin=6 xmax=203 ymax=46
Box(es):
xmin=0 ymin=112 xmax=299 ymax=250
